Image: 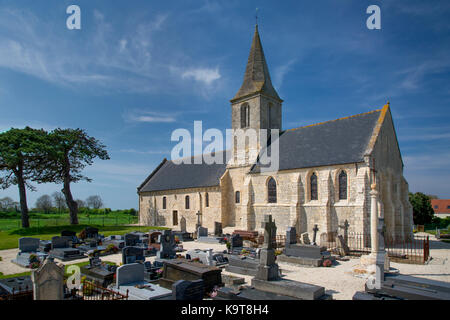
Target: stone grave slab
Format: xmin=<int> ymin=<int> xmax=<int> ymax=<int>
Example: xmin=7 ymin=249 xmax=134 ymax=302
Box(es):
xmin=122 ymin=246 xmax=145 ymax=265
xmin=225 ymin=254 xmax=259 ymax=276
xmin=49 ymin=236 xmax=85 ymax=261
xmin=158 ymin=258 xmax=222 ymax=293
xmin=114 ymin=263 xmax=172 ymax=300
xmin=172 ymin=279 xmax=204 ymax=300
xmin=11 ymin=237 xmax=48 ymax=268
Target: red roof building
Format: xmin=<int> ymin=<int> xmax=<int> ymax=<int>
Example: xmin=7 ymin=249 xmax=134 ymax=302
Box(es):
xmin=431 ymin=199 xmax=450 ymax=217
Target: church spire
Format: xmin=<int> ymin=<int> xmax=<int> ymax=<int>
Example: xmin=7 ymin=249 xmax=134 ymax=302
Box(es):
xmin=231 ymin=25 xmax=282 ymax=102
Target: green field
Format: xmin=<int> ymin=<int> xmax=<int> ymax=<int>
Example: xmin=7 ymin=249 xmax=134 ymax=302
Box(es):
xmin=0 ymin=224 xmax=168 ymax=250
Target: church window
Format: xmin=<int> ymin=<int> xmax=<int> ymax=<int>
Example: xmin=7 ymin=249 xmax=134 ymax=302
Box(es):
xmin=310 ymin=173 xmax=318 ymax=200
xmin=338 ymin=171 xmax=347 ymax=200
xmin=205 ymin=193 xmax=209 ymax=207
xmin=162 ymin=196 xmax=166 ymax=209
xmin=235 ymin=191 xmax=240 ymax=203
xmin=268 ymin=177 xmax=277 ymax=203
xmin=185 ymin=195 xmax=190 ymax=209
xmin=240 ymin=103 xmax=250 ymax=128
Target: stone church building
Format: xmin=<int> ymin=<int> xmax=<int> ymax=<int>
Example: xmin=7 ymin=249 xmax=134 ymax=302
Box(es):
xmin=137 ymin=25 xmax=414 ymax=241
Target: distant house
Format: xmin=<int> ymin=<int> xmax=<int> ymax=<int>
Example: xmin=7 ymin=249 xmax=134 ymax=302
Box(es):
xmin=431 ymin=199 xmax=450 ymax=218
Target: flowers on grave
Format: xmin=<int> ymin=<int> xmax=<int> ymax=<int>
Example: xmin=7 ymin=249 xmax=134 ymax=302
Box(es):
xmin=322 ymin=259 xmax=332 ymax=267
xmin=274 ymin=249 xmax=282 ymax=256
xmin=226 ymin=242 xmax=231 ymax=250
xmin=207 ymin=286 xmax=219 ymax=298
xmin=174 ymin=236 xmax=180 ymax=244
xmin=106 ymin=244 xmax=119 ymax=254
xmin=240 ymin=249 xmax=250 ymax=256
xmin=29 ymin=261 xmax=41 ymax=269
xmin=78 ymin=229 xmax=87 ymax=240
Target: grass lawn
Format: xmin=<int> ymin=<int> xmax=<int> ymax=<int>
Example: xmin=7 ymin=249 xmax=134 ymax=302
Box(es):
xmin=0 ymin=260 xmax=117 ymax=279
xmin=0 ymin=224 xmax=168 ymax=250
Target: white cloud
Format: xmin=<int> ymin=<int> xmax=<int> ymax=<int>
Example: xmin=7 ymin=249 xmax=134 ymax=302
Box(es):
xmin=123 ymin=109 xmax=177 ymax=123
xmin=181 ymin=68 xmax=221 ymax=85
xmin=273 ymin=59 xmax=296 ymax=90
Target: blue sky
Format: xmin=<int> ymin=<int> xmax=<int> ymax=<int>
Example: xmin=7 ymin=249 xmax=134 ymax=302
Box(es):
xmin=0 ymin=0 xmax=449 ymax=209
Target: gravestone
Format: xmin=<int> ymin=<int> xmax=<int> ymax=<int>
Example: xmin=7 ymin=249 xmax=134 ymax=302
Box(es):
xmin=319 ymin=232 xmax=328 ymax=247
xmin=156 ymin=230 xmax=176 ymax=260
xmin=49 ymin=236 xmax=85 ymax=261
xmin=12 ymin=238 xmax=48 ymax=268
xmin=114 ymin=263 xmax=172 ymax=300
xmin=180 ymin=217 xmax=187 ymax=232
xmin=301 ymin=232 xmax=311 ymax=245
xmin=31 ymin=257 xmax=64 ymax=300
xmin=336 ymin=234 xmax=350 ymax=256
xmin=214 ymin=222 xmax=223 ymax=237
xmin=19 ymin=237 xmax=40 ymax=252
xmin=186 ymin=249 xmax=228 ymax=267
xmin=339 ymin=220 xmax=350 ymax=246
xmin=312 ymin=224 xmax=319 ymax=245
xmin=158 ymin=258 xmax=222 ymax=293
xmin=124 ymin=233 xmax=141 ymax=247
xmin=251 ymin=216 xmax=330 ymax=300
xmin=225 ymin=255 xmax=259 ymax=276
xmin=197 ymin=226 xmax=208 ymax=238
xmin=286 ymin=227 xmax=297 ymax=246
xmin=85 ymin=227 xmax=99 ymax=239
xmin=122 ymin=246 xmax=145 ymax=265
xmin=255 ymin=215 xmax=279 ymax=281
xmin=172 ymin=279 xmax=204 ymax=300
xmin=278 ymin=226 xmax=333 ymax=267
xmin=230 ymin=234 xmax=243 ymax=252
xmin=80 ymin=250 xmax=117 ymax=287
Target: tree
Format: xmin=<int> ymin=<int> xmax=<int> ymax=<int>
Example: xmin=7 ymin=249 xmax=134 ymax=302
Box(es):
xmin=35 ymin=128 xmax=109 ymax=224
xmin=35 ymin=194 xmax=53 ymax=213
xmin=86 ymin=195 xmax=103 ymax=209
xmin=52 ymin=191 xmax=67 ymax=213
xmin=0 ymin=196 xmax=19 ymax=212
xmin=409 ymin=192 xmax=435 ymax=225
xmin=75 ymin=199 xmax=86 ymax=209
xmin=0 ymin=127 xmax=49 ymax=227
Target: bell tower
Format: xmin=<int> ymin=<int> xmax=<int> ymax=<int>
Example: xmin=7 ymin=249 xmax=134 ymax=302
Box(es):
xmin=229 ymin=24 xmax=283 ymax=167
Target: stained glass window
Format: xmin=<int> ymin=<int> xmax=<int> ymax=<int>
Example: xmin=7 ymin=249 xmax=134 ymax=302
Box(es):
xmin=162 ymin=196 xmax=166 ymax=209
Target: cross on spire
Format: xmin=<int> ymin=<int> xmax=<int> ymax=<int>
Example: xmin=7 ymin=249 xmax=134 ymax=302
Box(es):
xmin=255 ymin=8 xmax=259 ymax=26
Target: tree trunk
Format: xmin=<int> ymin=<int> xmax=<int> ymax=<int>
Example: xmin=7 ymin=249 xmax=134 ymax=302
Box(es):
xmin=15 ymin=170 xmax=30 ymax=228
xmin=62 ymin=154 xmax=78 ymax=225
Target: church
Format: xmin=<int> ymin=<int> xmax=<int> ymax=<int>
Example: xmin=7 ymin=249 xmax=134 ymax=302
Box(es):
xmin=137 ymin=25 xmax=414 ymax=242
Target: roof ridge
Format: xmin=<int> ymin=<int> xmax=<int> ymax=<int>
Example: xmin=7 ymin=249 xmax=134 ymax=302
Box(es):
xmin=169 ymin=149 xmax=230 ymax=164
xmin=285 ymin=107 xmax=383 ymax=132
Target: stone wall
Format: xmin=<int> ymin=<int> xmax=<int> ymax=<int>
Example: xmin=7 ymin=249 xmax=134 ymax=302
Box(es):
xmin=139 ymin=186 xmax=222 ymax=232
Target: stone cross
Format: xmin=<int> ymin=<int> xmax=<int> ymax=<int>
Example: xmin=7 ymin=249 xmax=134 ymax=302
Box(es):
xmin=312 ymin=224 xmax=319 ymax=245
xmin=261 ymin=215 xmax=276 ymax=250
xmin=195 ymin=211 xmax=202 ymax=230
xmin=339 ymin=220 xmax=350 ymax=245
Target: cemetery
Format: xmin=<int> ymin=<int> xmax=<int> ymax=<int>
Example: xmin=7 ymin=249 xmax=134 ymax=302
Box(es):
xmin=1 ymin=208 xmax=450 ymax=301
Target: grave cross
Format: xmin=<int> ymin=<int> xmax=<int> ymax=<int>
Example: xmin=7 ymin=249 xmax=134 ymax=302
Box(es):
xmin=261 ymin=215 xmax=276 ymax=249
xmin=312 ymin=224 xmax=319 ymax=245
xmin=195 ymin=211 xmax=202 ymax=229
xmin=339 ymin=220 xmax=350 ymax=245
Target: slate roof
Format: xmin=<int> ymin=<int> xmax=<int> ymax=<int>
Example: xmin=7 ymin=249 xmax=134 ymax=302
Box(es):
xmin=231 ymin=25 xmax=281 ymax=102
xmin=138 ymin=151 xmax=229 ymax=193
xmin=250 ymin=109 xmax=383 ymax=173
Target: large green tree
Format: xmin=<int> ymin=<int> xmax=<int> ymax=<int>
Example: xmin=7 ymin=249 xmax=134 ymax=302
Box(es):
xmin=409 ymin=192 xmax=435 ymax=225
xmin=0 ymin=127 xmax=49 ymax=227
xmin=36 ymin=128 xmax=109 ymax=224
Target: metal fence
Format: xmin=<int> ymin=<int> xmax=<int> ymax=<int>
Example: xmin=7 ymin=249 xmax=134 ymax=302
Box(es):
xmin=0 ymin=285 xmax=33 ymax=301
xmin=0 ymin=215 xmax=139 ymax=231
xmin=273 ymin=232 xmax=430 ymax=264
xmin=80 ymin=280 xmax=128 ymax=300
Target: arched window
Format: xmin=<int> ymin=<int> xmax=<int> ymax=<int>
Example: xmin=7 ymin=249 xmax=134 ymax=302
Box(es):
xmin=205 ymin=192 xmax=209 ymax=207
xmin=338 ymin=171 xmax=347 ymax=200
xmin=310 ymin=173 xmax=318 ymax=200
xmin=235 ymin=191 xmax=240 ymax=203
xmin=240 ymin=103 xmax=250 ymax=128
xmin=268 ymin=177 xmax=277 ymax=203
xmin=162 ymin=196 xmax=166 ymax=209
xmin=185 ymin=195 xmax=190 ymax=209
